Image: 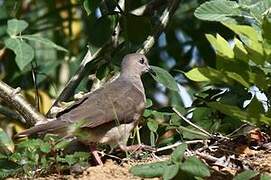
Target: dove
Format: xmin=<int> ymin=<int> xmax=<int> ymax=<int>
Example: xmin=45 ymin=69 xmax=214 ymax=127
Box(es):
xmin=15 ymin=53 xmax=152 ymax=165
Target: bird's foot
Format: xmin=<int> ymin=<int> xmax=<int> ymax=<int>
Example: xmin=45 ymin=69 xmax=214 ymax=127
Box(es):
xmin=89 ymin=145 xmax=103 ymax=166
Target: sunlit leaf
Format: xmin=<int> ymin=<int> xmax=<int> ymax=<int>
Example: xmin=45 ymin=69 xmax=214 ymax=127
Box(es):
xmin=194 ymin=0 xmax=241 ymax=22
xmin=4 ymin=38 xmax=34 ymax=70
xmin=206 ymin=34 xmax=234 ymax=59
xmin=7 ymin=19 xmax=28 ymax=36
xmin=21 ymin=35 xmax=67 ymax=52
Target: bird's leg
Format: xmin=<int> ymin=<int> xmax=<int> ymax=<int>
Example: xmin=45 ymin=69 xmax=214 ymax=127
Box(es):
xmin=89 ymin=144 xmax=103 ymax=165
xmin=120 ymin=144 xmax=156 ymax=153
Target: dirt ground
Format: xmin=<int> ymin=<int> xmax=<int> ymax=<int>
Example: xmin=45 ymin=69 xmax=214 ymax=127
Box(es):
xmin=13 ymin=150 xmax=268 ymax=180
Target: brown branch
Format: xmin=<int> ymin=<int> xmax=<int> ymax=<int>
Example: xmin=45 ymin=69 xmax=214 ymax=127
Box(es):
xmin=0 ymin=81 xmax=46 ymax=127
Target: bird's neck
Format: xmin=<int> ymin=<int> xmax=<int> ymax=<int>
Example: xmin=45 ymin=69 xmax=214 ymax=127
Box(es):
xmin=119 ymin=72 xmax=144 ymax=94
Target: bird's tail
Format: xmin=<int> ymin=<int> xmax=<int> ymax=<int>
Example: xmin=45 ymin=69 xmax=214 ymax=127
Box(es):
xmin=14 ymin=120 xmax=67 ymax=138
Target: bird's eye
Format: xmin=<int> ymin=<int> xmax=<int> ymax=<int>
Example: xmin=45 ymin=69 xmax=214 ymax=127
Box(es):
xmin=139 ymin=58 xmax=144 ymax=64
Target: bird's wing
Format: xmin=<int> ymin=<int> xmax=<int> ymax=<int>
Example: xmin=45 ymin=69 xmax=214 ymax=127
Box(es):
xmin=57 ymin=79 xmax=146 ymax=128
xmin=15 ymin=79 xmax=145 ymax=138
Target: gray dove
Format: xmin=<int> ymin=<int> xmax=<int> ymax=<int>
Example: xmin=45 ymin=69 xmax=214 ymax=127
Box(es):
xmin=15 ymin=53 xmax=152 ymax=165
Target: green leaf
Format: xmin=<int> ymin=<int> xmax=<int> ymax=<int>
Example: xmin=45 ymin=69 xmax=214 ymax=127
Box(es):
xmin=262 ymin=16 xmax=271 ymax=42
xmin=7 ymin=19 xmax=28 ymax=36
xmin=222 ymin=23 xmax=264 ymax=64
xmin=163 ymin=164 xmax=179 ymax=180
xmin=170 ymin=143 xmax=187 ymax=163
xmin=206 ymin=34 xmax=234 ymax=59
xmin=4 ymin=38 xmax=34 ymax=70
xmin=233 ymin=170 xmax=258 ymax=180
xmin=185 ymin=67 xmax=233 ymax=85
xmin=21 ymin=35 xmax=67 ymax=52
xmin=39 ymin=142 xmax=51 ymax=153
xmin=180 ymin=156 xmax=210 ymax=177
xmin=151 ymin=66 xmax=178 ymax=91
xmin=124 ymin=14 xmax=152 ymax=43
xmin=147 ymin=119 xmax=158 ymax=132
xmin=0 ymin=128 xmax=14 ymax=154
xmin=54 ymin=139 xmax=72 ymax=150
xmin=145 ymin=99 xmax=153 ymax=108
xmin=207 ymin=102 xmax=271 ymax=126
xmin=194 ymin=0 xmax=241 ymax=22
xmin=130 ymin=161 xmax=170 ymax=178
xmin=184 ymin=68 xmax=210 ymax=82
xmin=83 ymin=0 xmax=101 ymax=15
xmin=261 ymin=174 xmax=271 ymax=180
xmin=223 ymin=23 xmax=260 ymax=42
xmin=233 ymin=38 xmax=248 ymax=60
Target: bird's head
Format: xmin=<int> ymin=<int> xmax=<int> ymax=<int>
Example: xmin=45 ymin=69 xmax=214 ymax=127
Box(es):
xmin=121 ymin=53 xmax=153 ymax=76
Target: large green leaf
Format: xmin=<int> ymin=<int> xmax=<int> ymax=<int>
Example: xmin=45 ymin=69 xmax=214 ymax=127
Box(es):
xmin=180 ymin=156 xmax=210 ymax=177
xmin=163 ymin=164 xmax=179 ymax=180
xmin=223 ymin=23 xmax=261 ymax=42
xmin=7 ymin=19 xmax=28 ymax=36
xmin=0 ymin=128 xmax=14 ymax=154
xmin=233 ymin=170 xmax=258 ymax=180
xmin=185 ymin=67 xmax=233 ymax=85
xmin=170 ymin=143 xmax=187 ymax=163
xmin=194 ymin=0 xmax=241 ymax=22
xmin=151 ymin=66 xmax=178 ymax=91
xmin=206 ymin=34 xmax=234 ymax=59
xmin=4 ymin=38 xmax=34 ymax=70
xmin=130 ymin=161 xmax=169 ymax=178
xmin=21 ymin=35 xmax=67 ymax=52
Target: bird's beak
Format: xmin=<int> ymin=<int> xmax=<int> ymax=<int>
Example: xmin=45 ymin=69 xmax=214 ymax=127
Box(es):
xmin=147 ymin=66 xmax=156 ymax=76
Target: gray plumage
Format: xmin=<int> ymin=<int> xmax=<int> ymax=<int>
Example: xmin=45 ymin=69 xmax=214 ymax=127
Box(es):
xmin=15 ymin=53 xmax=150 ymax=150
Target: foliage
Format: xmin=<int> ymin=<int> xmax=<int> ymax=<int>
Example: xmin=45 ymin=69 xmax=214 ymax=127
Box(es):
xmin=0 ymin=134 xmax=89 ymax=178
xmin=130 ymin=144 xmax=210 ymax=180
xmin=187 ymin=0 xmax=271 ymax=128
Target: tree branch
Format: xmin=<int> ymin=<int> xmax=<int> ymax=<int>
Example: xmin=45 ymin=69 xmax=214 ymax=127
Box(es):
xmin=131 ymin=0 xmax=167 ymax=16
xmin=137 ymin=0 xmax=180 ymax=55
xmin=0 ymin=81 xmax=46 ymax=127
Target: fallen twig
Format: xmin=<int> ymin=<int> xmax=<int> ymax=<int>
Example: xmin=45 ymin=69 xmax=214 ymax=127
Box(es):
xmin=172 ymin=107 xmax=213 ymax=138
xmin=155 ymin=140 xmax=208 ymax=152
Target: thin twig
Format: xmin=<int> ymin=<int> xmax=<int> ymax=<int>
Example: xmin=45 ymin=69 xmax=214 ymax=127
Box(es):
xmin=131 ymin=0 xmax=167 ymax=16
xmin=155 ymin=140 xmax=207 ymax=152
xmin=195 ymin=151 xmax=219 ymax=162
xmin=172 ymin=107 xmax=213 ymax=137
xmin=0 ymin=81 xmax=46 ymax=127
